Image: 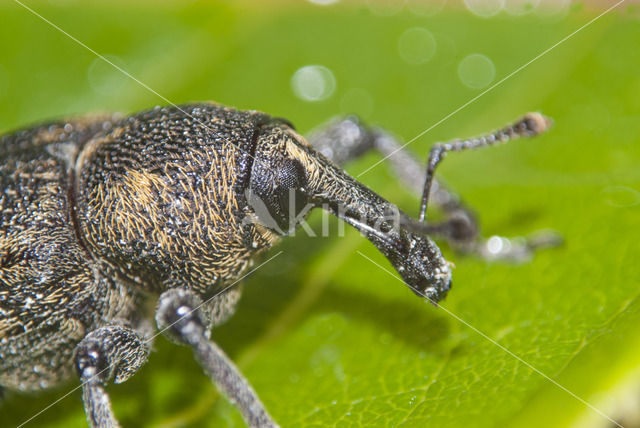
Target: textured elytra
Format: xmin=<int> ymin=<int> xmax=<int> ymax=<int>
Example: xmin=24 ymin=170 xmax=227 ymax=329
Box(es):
xmin=0 ymin=116 xmax=142 ymax=391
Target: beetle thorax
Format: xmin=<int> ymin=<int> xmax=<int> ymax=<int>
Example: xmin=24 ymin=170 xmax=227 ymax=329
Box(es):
xmin=74 ymin=105 xmax=277 ymax=295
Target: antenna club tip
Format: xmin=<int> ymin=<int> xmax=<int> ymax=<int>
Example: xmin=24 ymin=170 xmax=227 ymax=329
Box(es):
xmin=523 ymin=112 xmax=553 ymax=135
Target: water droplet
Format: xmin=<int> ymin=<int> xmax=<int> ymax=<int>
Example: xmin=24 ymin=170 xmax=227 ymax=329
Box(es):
xmin=291 ymin=65 xmax=336 ymax=102
xmin=398 ymin=27 xmax=437 ymax=65
xmin=367 ymin=0 xmax=406 ymax=16
xmin=536 ymin=0 xmax=570 ymax=17
xmin=310 ymin=345 xmax=341 ymax=377
xmin=87 ymin=55 xmax=128 ymax=96
xmin=379 ymin=332 xmax=392 ymax=345
xmin=487 ymin=236 xmax=504 ymax=255
xmin=458 ymin=53 xmax=496 ymax=89
xmin=308 ymin=0 xmax=340 ymax=5
xmin=340 ymin=88 xmax=374 ymax=118
xmin=407 ymin=0 xmax=447 ymax=16
xmin=504 ymin=0 xmax=539 ymax=15
xmin=601 ymin=186 xmax=640 ymax=208
xmin=464 ymin=0 xmax=505 ymax=17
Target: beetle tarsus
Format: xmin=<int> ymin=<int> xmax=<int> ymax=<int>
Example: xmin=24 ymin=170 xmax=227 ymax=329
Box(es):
xmin=419 ymin=113 xmax=552 ymax=221
xmin=309 ymin=113 xmax=557 ymax=263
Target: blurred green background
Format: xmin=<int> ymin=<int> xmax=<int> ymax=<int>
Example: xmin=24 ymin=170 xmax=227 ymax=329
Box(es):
xmin=1 ymin=0 xmax=639 ymax=427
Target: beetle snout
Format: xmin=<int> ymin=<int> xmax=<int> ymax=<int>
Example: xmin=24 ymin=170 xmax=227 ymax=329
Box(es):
xmin=396 ymin=233 xmax=452 ymax=304
xmin=418 ymin=272 xmax=451 ymax=305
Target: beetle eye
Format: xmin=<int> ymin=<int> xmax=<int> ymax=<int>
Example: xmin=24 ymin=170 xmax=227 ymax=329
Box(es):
xmin=249 ymin=158 xmax=309 ymax=234
xmin=275 ymin=158 xmax=306 ymax=213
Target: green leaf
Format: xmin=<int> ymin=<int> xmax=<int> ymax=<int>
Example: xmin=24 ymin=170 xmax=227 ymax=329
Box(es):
xmin=2 ymin=2 xmax=639 ymax=427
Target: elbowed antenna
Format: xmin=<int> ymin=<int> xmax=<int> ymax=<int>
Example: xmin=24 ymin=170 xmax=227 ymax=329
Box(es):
xmin=419 ymin=113 xmax=552 ymax=221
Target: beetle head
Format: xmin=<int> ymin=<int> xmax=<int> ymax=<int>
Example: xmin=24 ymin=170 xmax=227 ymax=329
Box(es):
xmin=382 ymin=224 xmax=452 ymax=303
xmin=250 ymin=122 xmax=452 ymax=303
xmin=248 ymin=120 xmax=312 ymax=235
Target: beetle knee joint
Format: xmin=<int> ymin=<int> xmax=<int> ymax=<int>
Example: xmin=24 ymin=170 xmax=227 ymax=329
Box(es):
xmin=156 ymin=289 xmax=208 ymax=345
xmin=74 ymin=326 xmax=148 ymax=385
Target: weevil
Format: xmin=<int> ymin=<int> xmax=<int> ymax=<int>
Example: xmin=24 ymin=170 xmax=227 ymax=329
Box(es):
xmin=0 ymin=103 xmax=554 ymax=427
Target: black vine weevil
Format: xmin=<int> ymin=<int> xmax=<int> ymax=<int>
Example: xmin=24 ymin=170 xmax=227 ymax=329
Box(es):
xmin=0 ymin=102 xmax=554 ymax=427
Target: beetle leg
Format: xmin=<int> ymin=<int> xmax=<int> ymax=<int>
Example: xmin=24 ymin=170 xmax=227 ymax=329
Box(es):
xmin=74 ymin=326 xmax=149 ymax=428
xmin=309 ymin=114 xmax=560 ymax=261
xmin=362 ymin=125 xmax=482 ymax=247
xmin=155 ymin=288 xmax=278 ymax=428
xmin=471 ymin=229 xmax=563 ymax=262
xmin=414 ymin=113 xmax=562 ymax=261
xmin=418 ymin=113 xmax=551 ymax=221
xmin=307 ymin=116 xmax=476 ymax=222
xmin=307 ymin=116 xmax=376 ymax=166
